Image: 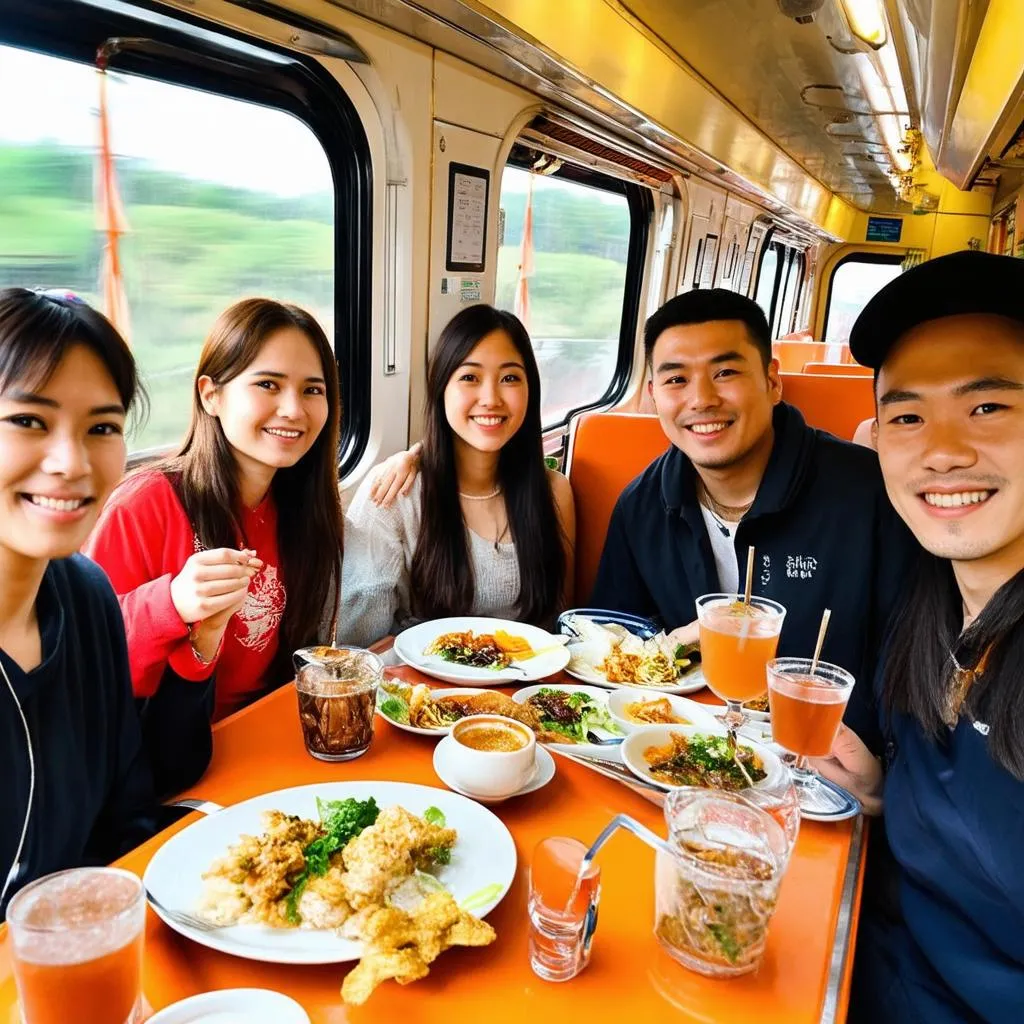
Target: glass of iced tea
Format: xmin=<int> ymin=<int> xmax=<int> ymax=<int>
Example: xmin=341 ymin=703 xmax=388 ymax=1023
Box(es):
xmin=766 ymin=657 xmax=855 ymax=806
xmin=294 ymin=645 xmax=382 ymax=761
xmin=6 ymin=867 xmax=145 ymax=1024
xmin=695 ymin=594 xmax=786 ymax=733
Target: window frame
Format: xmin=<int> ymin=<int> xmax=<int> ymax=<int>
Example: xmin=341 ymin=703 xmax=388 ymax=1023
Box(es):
xmin=752 ymin=231 xmax=783 ymax=327
xmin=502 ymin=148 xmax=653 ymax=430
xmin=0 ymin=0 xmax=373 ymax=475
xmin=774 ymin=247 xmax=805 ymax=337
xmin=822 ymin=251 xmax=903 ymax=343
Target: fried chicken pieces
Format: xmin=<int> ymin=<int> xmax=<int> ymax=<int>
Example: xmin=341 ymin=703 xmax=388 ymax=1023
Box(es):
xmin=341 ymin=891 xmax=496 ymax=1006
xmin=197 ymin=802 xmax=497 ymax=1005
xmin=340 ymin=805 xmax=457 ymax=909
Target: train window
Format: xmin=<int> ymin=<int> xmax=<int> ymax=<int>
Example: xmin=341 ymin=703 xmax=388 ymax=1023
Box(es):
xmin=0 ymin=43 xmax=334 ymax=454
xmin=496 ymin=162 xmax=648 ymax=427
xmin=753 ymin=242 xmax=780 ymax=321
xmin=824 ymin=253 xmax=902 ymax=345
xmin=775 ymin=250 xmax=804 ymax=336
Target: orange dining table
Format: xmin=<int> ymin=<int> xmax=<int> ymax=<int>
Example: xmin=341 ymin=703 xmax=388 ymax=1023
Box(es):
xmin=0 ymin=662 xmax=866 ymax=1024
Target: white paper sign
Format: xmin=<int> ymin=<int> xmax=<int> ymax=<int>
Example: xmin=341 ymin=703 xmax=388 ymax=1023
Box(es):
xmin=450 ymin=171 xmax=487 ymax=266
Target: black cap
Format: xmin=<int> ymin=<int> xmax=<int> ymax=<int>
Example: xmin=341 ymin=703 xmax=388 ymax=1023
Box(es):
xmin=848 ymin=250 xmax=1024 ymax=370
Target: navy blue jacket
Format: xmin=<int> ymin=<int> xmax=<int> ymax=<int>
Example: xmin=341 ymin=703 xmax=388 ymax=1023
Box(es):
xmin=1 ymin=555 xmax=156 ymax=914
xmin=590 ymin=403 xmax=916 ymax=749
xmin=852 ymin=672 xmax=1024 ymax=1022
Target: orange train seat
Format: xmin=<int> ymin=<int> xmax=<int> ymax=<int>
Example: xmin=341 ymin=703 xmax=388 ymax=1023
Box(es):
xmin=566 ymin=413 xmax=669 ymax=604
xmin=779 ymin=372 xmax=874 ymax=440
xmin=567 ymin=375 xmax=877 ymax=603
xmin=802 ymin=361 xmax=873 ymax=376
xmin=772 ymin=340 xmax=827 ymax=373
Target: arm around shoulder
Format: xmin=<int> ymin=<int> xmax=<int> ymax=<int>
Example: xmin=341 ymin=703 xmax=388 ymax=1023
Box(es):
xmin=338 ymin=469 xmax=412 ymax=647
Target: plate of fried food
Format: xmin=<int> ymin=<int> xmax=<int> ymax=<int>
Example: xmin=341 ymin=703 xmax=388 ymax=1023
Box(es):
xmin=558 ymin=611 xmax=706 ymax=695
xmin=376 ymin=680 xmax=625 ymax=759
xmin=376 ymin=681 xmax=537 ymax=737
xmin=393 ymin=616 xmax=570 ymax=685
xmin=143 ymin=782 xmax=516 ymax=1005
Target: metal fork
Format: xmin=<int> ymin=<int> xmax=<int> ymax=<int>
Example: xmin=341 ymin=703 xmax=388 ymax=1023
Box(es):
xmin=145 ymin=887 xmax=224 ymax=933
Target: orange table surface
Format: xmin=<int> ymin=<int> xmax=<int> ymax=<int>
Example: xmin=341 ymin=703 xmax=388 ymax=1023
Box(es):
xmin=0 ymin=666 xmax=866 ymax=1023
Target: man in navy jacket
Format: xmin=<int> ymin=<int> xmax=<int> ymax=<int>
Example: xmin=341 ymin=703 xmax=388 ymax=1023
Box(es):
xmin=591 ymin=289 xmax=915 ymax=749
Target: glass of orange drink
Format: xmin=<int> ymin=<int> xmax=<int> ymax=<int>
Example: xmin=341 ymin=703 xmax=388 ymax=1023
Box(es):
xmin=695 ymin=594 xmax=786 ymax=734
xmin=6 ymin=866 xmax=146 ymax=1024
xmin=766 ymin=657 xmax=855 ymax=809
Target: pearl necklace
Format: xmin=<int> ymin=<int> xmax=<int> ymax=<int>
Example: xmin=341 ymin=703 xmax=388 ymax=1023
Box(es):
xmin=458 ymin=486 xmax=502 ymax=501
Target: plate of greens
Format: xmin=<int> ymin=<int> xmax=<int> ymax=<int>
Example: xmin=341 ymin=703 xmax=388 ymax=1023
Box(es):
xmin=511 ymin=683 xmax=625 ymax=758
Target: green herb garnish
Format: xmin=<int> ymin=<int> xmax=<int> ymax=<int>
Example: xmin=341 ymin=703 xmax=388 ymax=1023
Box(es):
xmin=423 ymin=806 xmax=446 ymax=826
xmin=707 ymin=922 xmax=743 ymax=963
xmin=284 ymin=797 xmax=380 ymax=924
xmin=379 ymin=697 xmax=409 ymax=724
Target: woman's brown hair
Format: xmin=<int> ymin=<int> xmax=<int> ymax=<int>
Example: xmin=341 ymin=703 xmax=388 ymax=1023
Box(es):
xmin=161 ymin=298 xmax=344 ymax=680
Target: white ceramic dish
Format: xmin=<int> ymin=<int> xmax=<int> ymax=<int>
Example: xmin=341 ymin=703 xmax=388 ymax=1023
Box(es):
xmin=143 ymin=781 xmax=516 ymax=965
xmin=394 ymin=617 xmax=570 ymax=685
xmin=510 ymin=682 xmax=625 ymax=760
xmin=606 ymin=688 xmax=720 ymax=734
xmin=620 ymin=724 xmax=787 ymax=793
xmin=375 ymin=685 xmax=493 ymax=737
xmin=433 ymin=736 xmax=555 ymax=805
xmin=564 ymin=641 xmax=707 ymax=695
xmin=147 ymin=990 xmax=309 ymax=1024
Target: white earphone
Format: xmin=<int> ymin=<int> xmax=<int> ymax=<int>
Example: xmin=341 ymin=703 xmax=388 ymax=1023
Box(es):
xmin=1 ymin=657 xmax=35 ymax=908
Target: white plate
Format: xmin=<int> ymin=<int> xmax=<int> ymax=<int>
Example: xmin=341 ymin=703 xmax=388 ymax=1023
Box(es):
xmin=606 ymin=688 xmax=721 ymax=734
xmin=143 ymin=781 xmax=516 ymax=965
xmin=147 ymin=989 xmax=309 ymax=1024
xmin=704 ymin=698 xmax=772 ymax=723
xmin=433 ymin=736 xmax=555 ymax=804
xmin=394 ymin=617 xmax=570 ymax=685
xmin=510 ymin=683 xmax=625 ymax=760
xmin=620 ymin=724 xmax=787 ymax=793
xmin=564 ymin=642 xmax=707 ymax=695
xmin=375 ymin=685 xmax=493 ymax=737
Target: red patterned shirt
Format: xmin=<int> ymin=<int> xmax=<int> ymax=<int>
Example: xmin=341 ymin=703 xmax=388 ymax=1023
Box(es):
xmin=84 ymin=471 xmax=286 ymax=720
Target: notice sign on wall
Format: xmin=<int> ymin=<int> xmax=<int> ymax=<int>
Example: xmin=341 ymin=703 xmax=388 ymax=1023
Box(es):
xmin=446 ymin=163 xmax=490 ymax=273
xmin=866 ymin=216 xmax=903 ymax=243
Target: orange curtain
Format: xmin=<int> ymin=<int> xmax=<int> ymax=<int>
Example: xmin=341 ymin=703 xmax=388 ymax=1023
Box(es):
xmin=96 ymin=67 xmax=131 ymax=341
xmin=513 ymin=174 xmax=535 ymax=330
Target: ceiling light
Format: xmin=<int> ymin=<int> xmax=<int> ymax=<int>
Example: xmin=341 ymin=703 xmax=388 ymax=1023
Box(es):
xmin=839 ymin=0 xmax=888 ymax=49
xmin=877 ymin=40 xmax=908 ymax=114
xmin=856 ymin=54 xmax=892 ymax=113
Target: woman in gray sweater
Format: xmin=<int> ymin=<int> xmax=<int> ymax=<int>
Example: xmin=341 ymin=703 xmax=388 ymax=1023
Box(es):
xmin=339 ymin=305 xmax=574 ymax=646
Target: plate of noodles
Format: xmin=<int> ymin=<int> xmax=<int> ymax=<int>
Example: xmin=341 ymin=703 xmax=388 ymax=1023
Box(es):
xmin=393 ymin=617 xmax=570 ymax=685
xmin=560 ymin=613 xmax=706 ymax=695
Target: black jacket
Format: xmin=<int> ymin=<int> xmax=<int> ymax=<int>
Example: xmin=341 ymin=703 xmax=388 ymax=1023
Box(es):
xmin=590 ymin=403 xmax=917 ymax=750
xmin=1 ymin=556 xmax=157 ymax=914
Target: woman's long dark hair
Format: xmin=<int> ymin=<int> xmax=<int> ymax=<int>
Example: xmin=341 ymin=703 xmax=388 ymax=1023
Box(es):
xmin=884 ymin=552 xmax=1024 ymax=779
xmin=410 ymin=305 xmax=566 ymax=626
xmin=160 ymin=298 xmax=344 ymax=680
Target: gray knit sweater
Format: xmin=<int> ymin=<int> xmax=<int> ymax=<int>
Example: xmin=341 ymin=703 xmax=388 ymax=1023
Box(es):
xmin=337 ymin=473 xmax=520 ymax=647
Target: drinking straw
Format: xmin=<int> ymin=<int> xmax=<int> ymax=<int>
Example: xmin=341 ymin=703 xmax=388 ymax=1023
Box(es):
xmin=810 ymin=608 xmax=832 ymax=674
xmin=743 ymin=546 xmax=756 ymax=605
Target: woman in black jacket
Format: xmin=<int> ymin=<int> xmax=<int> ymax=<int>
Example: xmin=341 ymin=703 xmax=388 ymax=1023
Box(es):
xmin=0 ymin=288 xmax=156 ymax=914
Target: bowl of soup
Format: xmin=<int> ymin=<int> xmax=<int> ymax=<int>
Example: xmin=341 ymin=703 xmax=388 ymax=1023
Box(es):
xmin=446 ymin=715 xmax=537 ymax=798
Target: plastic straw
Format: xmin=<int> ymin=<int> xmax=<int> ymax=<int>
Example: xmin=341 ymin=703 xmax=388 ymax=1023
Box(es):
xmin=810 ymin=608 xmax=831 ymax=674
xmin=743 ymin=546 xmax=755 ymax=605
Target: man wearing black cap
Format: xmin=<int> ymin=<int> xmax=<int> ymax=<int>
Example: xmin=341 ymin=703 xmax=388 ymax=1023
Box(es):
xmin=816 ymin=250 xmax=1024 ymax=1023
xmin=590 ymin=288 xmax=914 ymax=747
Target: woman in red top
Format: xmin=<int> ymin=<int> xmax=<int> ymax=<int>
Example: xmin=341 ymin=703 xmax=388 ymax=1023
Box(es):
xmin=86 ymin=298 xmax=344 ymax=794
